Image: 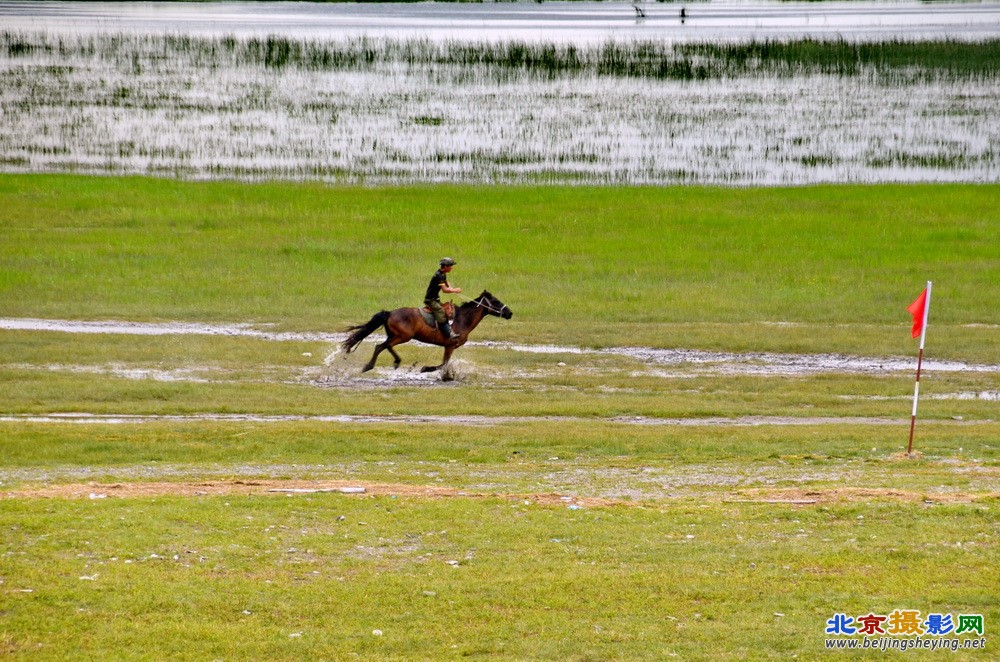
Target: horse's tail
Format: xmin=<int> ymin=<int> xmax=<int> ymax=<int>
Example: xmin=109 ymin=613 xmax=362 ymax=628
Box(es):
xmin=342 ymin=310 xmax=391 ymax=354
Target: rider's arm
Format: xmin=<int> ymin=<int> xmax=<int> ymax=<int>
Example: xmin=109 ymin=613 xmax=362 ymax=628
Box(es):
xmin=441 ymin=282 xmax=462 ymax=294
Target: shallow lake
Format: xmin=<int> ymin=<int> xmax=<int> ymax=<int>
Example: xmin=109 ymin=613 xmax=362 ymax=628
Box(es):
xmin=1 ymin=2 xmax=998 ymax=185
xmin=3 ymin=1 xmax=999 ymax=42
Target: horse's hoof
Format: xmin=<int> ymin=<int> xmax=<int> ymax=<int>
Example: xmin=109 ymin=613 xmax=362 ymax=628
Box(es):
xmin=361 ymin=365 xmax=375 ymax=373
xmin=420 ymin=366 xmax=437 ymax=373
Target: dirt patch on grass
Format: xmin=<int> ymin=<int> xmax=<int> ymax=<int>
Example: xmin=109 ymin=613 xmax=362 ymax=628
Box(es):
xmin=5 ymin=479 xmax=996 ymax=506
xmin=736 ymin=487 xmax=1000 ymax=505
xmin=1 ymin=479 xmax=620 ymax=507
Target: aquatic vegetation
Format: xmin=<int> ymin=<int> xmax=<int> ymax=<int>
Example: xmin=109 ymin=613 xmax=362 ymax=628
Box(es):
xmin=680 ymin=39 xmax=1000 ymax=79
xmin=9 ymin=32 xmax=997 ymax=80
xmin=1 ymin=31 xmax=998 ymax=185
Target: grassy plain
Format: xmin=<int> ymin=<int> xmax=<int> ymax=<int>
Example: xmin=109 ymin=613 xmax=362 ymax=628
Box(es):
xmin=1 ymin=175 xmax=998 ymax=659
xmin=2 ymin=418 xmax=998 ymax=660
xmin=1 ymin=490 xmax=995 ymax=660
xmin=1 ymin=175 xmax=998 ymax=355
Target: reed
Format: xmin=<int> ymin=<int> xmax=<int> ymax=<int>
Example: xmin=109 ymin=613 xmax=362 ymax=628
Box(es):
xmin=6 ymin=31 xmax=999 ymax=80
xmin=682 ymin=38 xmax=1000 ymax=79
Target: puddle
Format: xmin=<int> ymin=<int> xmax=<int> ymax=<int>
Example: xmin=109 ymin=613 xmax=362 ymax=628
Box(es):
xmin=478 ymin=341 xmax=1000 ymax=376
xmin=4 ymin=318 xmax=998 ymax=378
xmin=842 ymin=391 xmax=1000 ymax=402
xmin=8 ymin=363 xmax=220 ymax=383
xmin=0 ymin=318 xmax=340 ymax=342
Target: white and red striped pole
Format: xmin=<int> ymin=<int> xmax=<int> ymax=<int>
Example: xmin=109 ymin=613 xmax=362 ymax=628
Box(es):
xmin=907 ymin=281 xmax=932 ymax=455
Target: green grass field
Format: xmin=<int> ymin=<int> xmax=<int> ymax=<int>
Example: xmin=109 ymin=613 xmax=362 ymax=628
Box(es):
xmin=2 ymin=176 xmax=998 ymax=353
xmin=1 ymin=175 xmax=997 ymax=659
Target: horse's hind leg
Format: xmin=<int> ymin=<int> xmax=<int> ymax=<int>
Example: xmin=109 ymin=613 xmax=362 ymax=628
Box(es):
xmin=363 ymin=337 xmax=404 ymax=372
xmin=362 ymin=345 xmax=384 ymax=372
xmin=420 ymin=346 xmax=454 ymax=374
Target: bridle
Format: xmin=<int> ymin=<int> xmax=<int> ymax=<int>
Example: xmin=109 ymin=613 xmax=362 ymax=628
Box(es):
xmin=461 ymin=293 xmax=509 ymax=317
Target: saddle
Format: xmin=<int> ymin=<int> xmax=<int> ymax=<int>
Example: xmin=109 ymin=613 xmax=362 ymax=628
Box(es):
xmin=419 ymin=301 xmax=455 ymax=327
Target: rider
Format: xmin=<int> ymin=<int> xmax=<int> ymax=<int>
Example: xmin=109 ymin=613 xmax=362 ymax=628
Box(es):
xmin=425 ymin=257 xmax=462 ymax=341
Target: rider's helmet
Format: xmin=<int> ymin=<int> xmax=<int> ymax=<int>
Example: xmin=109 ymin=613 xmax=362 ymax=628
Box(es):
xmin=440 ymin=257 xmax=457 ymax=267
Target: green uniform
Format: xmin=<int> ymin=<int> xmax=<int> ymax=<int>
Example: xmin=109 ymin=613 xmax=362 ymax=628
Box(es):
xmin=424 ymin=269 xmax=450 ymax=325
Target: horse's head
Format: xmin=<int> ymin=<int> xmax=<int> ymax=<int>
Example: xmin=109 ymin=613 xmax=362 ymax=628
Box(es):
xmin=474 ymin=290 xmax=513 ymax=319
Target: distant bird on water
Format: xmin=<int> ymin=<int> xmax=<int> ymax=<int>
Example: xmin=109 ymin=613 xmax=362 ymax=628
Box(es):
xmin=633 ymin=4 xmax=646 ymax=18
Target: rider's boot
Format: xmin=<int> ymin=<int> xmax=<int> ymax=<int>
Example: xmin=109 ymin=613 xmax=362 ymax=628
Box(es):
xmin=438 ymin=321 xmax=458 ymax=341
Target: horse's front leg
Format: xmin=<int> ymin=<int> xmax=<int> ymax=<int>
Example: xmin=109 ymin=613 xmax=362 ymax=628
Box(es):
xmin=386 ymin=344 xmax=402 ymax=369
xmin=420 ymin=346 xmax=455 ymax=374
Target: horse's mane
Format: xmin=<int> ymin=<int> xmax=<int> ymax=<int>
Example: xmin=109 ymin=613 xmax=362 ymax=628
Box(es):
xmin=458 ymin=290 xmax=492 ymax=311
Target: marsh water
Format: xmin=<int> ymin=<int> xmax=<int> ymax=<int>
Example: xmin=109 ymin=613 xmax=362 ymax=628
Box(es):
xmin=1 ymin=1 xmax=999 ymax=185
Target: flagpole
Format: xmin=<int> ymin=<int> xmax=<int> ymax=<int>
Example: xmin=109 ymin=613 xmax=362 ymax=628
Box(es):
xmin=907 ymin=281 xmax=932 ymax=455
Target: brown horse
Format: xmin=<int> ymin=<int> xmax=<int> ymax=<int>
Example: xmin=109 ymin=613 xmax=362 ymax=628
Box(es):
xmin=342 ymin=291 xmax=513 ymax=374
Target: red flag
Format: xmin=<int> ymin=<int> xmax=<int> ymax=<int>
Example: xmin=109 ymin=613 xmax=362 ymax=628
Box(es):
xmin=907 ymin=288 xmax=927 ymax=339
